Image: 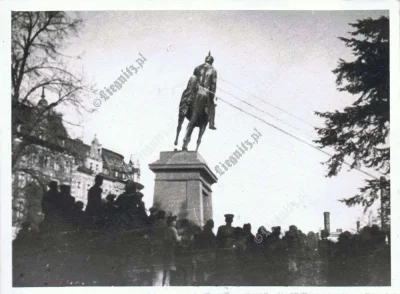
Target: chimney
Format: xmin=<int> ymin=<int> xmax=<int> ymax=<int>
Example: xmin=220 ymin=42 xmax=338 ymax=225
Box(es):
xmin=323 ymin=212 xmax=330 ymax=233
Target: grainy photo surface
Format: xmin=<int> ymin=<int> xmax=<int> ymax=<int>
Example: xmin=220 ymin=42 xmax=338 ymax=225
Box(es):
xmin=8 ymin=8 xmax=392 ymax=288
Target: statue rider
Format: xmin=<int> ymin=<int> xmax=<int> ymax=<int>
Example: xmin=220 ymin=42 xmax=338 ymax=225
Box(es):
xmin=179 ymin=51 xmax=217 ymax=130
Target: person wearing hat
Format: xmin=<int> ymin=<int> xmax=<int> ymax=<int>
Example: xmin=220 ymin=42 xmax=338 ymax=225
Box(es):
xmin=41 ymin=181 xmax=61 ymax=228
xmin=59 ymin=184 xmax=76 ymax=222
xmin=216 ymin=214 xmax=235 ymax=248
xmin=266 ymin=226 xmax=283 ymax=252
xmin=115 ymin=181 xmax=136 ymax=209
xmin=85 ymin=175 xmax=103 ymax=218
xmin=193 ymin=219 xmax=217 ymax=285
xmin=163 ymin=215 xmax=181 ymax=286
xmin=284 ymin=225 xmax=302 ymax=274
xmin=215 ymin=214 xmax=236 ymax=283
xmin=114 ymin=180 xmax=142 ymax=230
xmin=147 ymin=207 xmax=158 ymax=226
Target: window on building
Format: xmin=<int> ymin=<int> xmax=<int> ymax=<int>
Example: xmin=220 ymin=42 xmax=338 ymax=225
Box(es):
xmin=77 ymin=181 xmax=81 ymax=188
xmin=90 ymin=162 xmax=93 ymax=170
xmin=54 ymin=162 xmax=60 ymax=171
xmin=96 ymin=164 xmax=99 ymax=172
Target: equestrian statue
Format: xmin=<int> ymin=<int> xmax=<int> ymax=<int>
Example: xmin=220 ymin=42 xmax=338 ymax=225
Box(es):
xmin=174 ymin=52 xmax=218 ymax=151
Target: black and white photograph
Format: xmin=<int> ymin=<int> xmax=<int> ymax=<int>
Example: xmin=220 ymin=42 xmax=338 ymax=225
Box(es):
xmin=0 ymin=0 xmax=398 ymax=292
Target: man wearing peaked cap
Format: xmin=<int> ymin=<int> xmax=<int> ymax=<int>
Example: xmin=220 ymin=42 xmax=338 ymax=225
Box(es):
xmin=216 ymin=214 xmax=235 ymax=248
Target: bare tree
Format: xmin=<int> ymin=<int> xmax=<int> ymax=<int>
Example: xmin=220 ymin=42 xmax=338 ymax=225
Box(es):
xmin=12 ymin=11 xmax=95 ymax=169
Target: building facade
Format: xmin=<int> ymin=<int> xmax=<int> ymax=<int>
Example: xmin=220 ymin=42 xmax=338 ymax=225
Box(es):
xmin=12 ymin=89 xmax=141 ymax=237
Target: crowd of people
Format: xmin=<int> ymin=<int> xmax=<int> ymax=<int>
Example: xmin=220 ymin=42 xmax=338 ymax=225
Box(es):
xmin=13 ymin=177 xmax=390 ymax=286
xmin=38 ymin=175 xmax=149 ymax=232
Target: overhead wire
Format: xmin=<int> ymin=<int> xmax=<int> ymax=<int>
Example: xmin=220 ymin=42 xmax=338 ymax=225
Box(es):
xmin=199 ymin=85 xmax=381 ymax=180
xmin=219 ymin=76 xmax=316 ymax=128
xmin=217 ymin=86 xmax=317 ymax=140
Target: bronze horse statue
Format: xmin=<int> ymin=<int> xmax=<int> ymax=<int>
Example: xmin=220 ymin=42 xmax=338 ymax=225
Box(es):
xmin=174 ymin=75 xmax=210 ymax=151
xmin=174 ymin=53 xmax=218 ymax=151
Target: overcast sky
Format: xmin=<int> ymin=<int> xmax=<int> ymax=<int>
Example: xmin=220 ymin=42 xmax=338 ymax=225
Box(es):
xmin=57 ymin=10 xmax=388 ymax=234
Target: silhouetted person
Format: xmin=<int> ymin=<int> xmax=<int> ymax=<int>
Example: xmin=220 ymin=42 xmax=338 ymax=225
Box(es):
xmin=105 ymin=194 xmax=117 ymax=207
xmin=71 ymin=201 xmax=85 ymax=228
xmin=194 ymin=219 xmax=217 ymax=250
xmin=284 ymin=225 xmax=301 ymax=274
xmin=115 ymin=181 xmax=146 ymax=231
xmin=176 ymin=219 xmax=200 ymax=286
xmin=105 ymin=193 xmax=116 ymax=204
xmin=254 ymin=226 xmax=270 ymax=249
xmin=216 ymin=214 xmax=236 ymax=284
xmin=59 ymin=184 xmax=75 ymax=222
xmin=216 ymin=214 xmax=235 ymax=248
xmin=193 ymin=219 xmax=216 ymax=285
xmin=41 ymin=181 xmax=59 ymax=218
xmin=85 ymin=175 xmax=103 ymax=219
xmin=243 ymin=223 xmax=255 ymax=251
xmin=266 ymin=226 xmax=282 ymax=250
xmin=306 ymin=231 xmax=318 ymax=251
xmin=103 ymin=194 xmax=117 ymax=229
xmin=163 ymin=215 xmax=182 ymax=286
xmin=285 ymin=226 xmax=305 ymax=252
xmin=232 ymin=226 xmax=246 ymax=285
xmin=41 ymin=181 xmax=61 ymax=230
xmin=148 ymin=207 xmax=158 ymax=226
xmin=233 ymin=227 xmax=246 ymax=248
xmin=115 ymin=180 xmax=136 ymax=209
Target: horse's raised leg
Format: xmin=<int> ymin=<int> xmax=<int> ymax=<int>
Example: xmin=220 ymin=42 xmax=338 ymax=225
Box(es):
xmin=174 ymin=115 xmax=185 ymax=146
xmin=196 ymin=123 xmax=207 ymax=152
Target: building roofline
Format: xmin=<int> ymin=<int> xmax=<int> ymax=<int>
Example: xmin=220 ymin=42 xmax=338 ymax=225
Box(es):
xmin=102 ymin=148 xmax=124 ymax=159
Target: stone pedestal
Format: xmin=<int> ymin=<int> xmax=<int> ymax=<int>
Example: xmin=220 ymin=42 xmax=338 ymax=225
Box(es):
xmin=149 ymin=151 xmax=218 ymax=227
